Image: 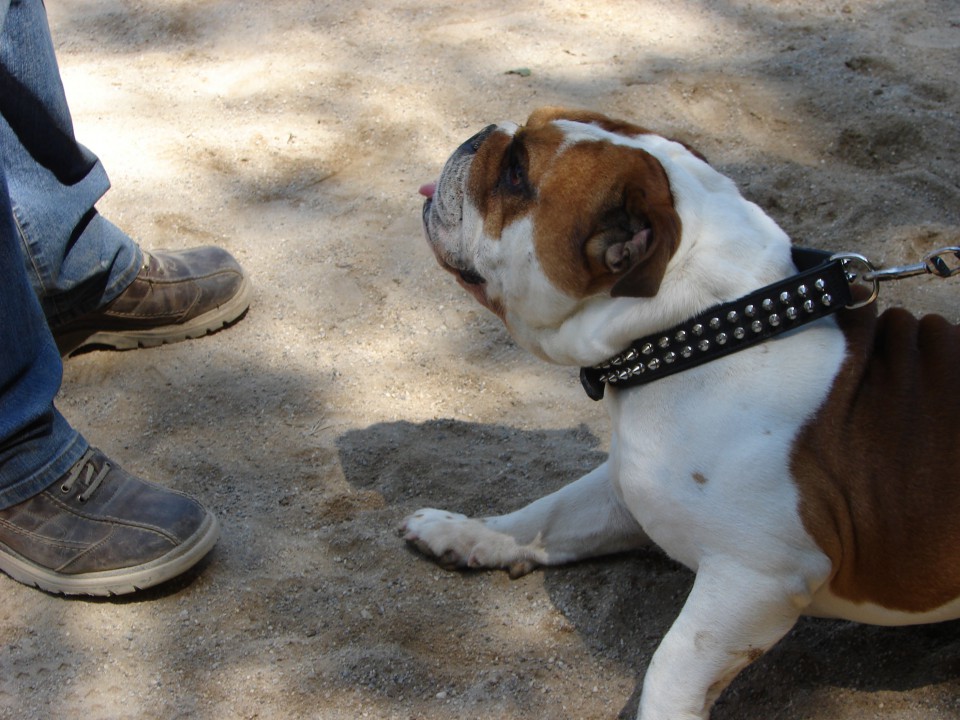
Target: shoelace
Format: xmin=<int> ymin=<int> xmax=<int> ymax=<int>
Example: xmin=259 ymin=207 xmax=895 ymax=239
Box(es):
xmin=60 ymin=449 xmax=111 ymax=503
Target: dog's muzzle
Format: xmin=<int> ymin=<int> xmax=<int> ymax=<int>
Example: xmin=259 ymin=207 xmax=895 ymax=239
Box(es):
xmin=421 ymin=124 xmax=496 ymax=217
xmin=421 ymin=124 xmax=499 ymax=246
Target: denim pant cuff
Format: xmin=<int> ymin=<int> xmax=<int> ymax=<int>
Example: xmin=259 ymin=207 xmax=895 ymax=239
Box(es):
xmin=37 ymin=211 xmax=144 ymax=329
xmin=0 ymin=413 xmax=88 ymax=509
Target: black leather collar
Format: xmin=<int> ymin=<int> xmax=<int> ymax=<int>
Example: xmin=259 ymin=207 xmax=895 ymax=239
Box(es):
xmin=579 ymin=248 xmax=852 ymax=400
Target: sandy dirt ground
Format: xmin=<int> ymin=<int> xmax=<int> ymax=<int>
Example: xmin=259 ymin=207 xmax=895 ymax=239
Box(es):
xmin=2 ymin=1 xmax=960 ymax=718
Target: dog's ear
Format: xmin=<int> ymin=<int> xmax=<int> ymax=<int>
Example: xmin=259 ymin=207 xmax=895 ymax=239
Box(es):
xmin=606 ymin=154 xmax=681 ymax=298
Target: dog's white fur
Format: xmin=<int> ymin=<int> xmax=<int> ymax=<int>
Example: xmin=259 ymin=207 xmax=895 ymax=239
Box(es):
xmin=405 ymin=113 xmax=958 ymax=719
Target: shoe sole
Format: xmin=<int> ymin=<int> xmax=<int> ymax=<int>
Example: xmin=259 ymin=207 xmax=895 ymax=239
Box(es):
xmin=0 ymin=511 xmax=219 ymax=596
xmin=58 ymin=275 xmax=253 ymax=356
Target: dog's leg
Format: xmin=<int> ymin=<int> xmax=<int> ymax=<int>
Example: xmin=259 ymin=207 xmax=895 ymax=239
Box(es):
xmin=636 ymin=557 xmax=809 ymax=720
xmin=402 ymin=461 xmax=650 ymax=577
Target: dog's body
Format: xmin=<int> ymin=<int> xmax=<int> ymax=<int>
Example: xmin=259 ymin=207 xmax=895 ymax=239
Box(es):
xmin=404 ymin=108 xmax=960 ymax=719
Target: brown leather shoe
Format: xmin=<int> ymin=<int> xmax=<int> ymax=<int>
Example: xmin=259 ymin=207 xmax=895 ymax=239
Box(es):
xmin=0 ymin=448 xmax=219 ymax=596
xmin=53 ymin=246 xmax=252 ymax=356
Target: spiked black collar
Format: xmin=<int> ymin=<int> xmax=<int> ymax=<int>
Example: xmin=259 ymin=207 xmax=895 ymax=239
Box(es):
xmin=579 ymin=248 xmax=853 ymax=400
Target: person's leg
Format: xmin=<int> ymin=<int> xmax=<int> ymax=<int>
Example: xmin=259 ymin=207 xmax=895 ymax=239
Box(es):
xmin=0 ymin=160 xmax=220 ymax=596
xmin=0 ymin=0 xmax=141 ymax=326
xmin=0 ymin=147 xmax=87 ymax=509
xmin=0 ymin=0 xmax=251 ymax=355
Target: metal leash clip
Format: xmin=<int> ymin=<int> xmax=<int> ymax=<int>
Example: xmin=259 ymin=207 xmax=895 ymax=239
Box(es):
xmin=831 ymin=246 xmax=960 ymax=310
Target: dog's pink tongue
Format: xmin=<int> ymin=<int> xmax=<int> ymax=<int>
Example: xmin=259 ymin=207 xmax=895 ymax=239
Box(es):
xmin=419 ymin=182 xmax=436 ymax=198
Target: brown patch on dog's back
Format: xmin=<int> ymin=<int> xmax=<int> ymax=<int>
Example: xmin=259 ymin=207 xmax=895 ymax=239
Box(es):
xmin=793 ymin=307 xmax=960 ymax=613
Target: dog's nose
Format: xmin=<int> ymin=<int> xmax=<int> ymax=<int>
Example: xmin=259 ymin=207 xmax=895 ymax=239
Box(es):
xmin=457 ymin=124 xmax=497 ymax=155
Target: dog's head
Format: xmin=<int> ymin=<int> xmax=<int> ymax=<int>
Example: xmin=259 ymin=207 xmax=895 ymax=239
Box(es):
xmin=421 ymin=107 xmax=787 ymax=366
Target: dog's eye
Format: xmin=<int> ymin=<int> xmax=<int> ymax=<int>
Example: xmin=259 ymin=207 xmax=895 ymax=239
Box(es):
xmin=506 ymin=163 xmax=525 ymax=189
xmin=499 ymin=140 xmax=531 ymax=196
xmin=500 ymin=160 xmax=531 ymax=197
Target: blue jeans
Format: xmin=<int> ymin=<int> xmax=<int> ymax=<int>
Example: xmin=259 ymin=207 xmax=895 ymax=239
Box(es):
xmin=0 ymin=0 xmax=142 ymax=508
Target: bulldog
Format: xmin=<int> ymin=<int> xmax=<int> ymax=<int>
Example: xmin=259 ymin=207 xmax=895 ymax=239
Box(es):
xmin=403 ymin=107 xmax=960 ymax=719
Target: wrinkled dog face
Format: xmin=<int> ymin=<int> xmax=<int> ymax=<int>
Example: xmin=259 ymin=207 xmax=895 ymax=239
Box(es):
xmin=420 ymin=108 xmax=683 ymax=362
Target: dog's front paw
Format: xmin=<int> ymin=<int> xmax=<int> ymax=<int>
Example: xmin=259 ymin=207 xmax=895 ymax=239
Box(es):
xmin=401 ymin=508 xmax=540 ymax=577
xmin=401 ymin=508 xmax=476 ymax=569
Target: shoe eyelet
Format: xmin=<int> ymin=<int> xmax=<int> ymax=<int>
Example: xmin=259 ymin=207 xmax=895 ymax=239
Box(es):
xmin=60 ymin=485 xmax=70 ymax=494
